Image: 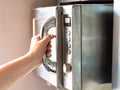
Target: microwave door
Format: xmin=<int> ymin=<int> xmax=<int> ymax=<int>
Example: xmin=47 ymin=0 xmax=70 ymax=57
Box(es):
xmin=33 ymin=6 xmax=65 ymax=89
xmin=41 ymin=7 xmax=64 ymax=88
xmin=33 ymin=6 xmax=58 ymax=87
xmin=41 ymin=6 xmax=73 ymax=89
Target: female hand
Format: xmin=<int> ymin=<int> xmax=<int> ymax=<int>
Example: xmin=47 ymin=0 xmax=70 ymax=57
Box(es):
xmin=28 ymin=34 xmax=55 ymax=67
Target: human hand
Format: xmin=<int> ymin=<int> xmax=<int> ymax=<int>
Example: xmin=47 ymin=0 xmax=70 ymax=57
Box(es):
xmin=27 ymin=34 xmax=55 ymax=67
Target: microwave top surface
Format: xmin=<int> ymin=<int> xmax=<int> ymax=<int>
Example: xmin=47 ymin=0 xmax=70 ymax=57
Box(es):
xmin=57 ymin=0 xmax=113 ymax=4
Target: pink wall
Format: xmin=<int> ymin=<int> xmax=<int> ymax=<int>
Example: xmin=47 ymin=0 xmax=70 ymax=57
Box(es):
xmin=0 ymin=0 xmax=57 ymax=90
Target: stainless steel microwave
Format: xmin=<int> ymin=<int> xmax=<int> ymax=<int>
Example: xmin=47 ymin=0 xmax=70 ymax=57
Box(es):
xmin=33 ymin=4 xmax=113 ymax=90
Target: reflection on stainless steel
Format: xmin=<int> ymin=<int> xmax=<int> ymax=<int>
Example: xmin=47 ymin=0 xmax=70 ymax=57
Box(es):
xmin=81 ymin=5 xmax=113 ymax=90
xmin=72 ymin=4 xmax=113 ymax=90
xmin=112 ymin=0 xmax=120 ymax=90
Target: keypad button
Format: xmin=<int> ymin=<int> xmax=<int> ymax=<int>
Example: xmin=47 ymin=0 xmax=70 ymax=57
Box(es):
xmin=68 ymin=49 xmax=71 ymax=54
xmin=67 ymin=37 xmax=71 ymax=42
xmin=68 ymin=43 xmax=71 ymax=48
xmin=68 ymin=31 xmax=71 ymax=36
xmin=65 ymin=30 xmax=71 ymax=36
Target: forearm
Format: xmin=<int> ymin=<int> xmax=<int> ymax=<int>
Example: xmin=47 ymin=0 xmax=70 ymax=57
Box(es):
xmin=0 ymin=53 xmax=37 ymax=90
xmin=0 ymin=34 xmax=54 ymax=90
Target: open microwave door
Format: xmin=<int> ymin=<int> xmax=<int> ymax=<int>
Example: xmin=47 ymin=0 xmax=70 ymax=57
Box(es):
xmin=33 ymin=6 xmax=58 ymax=87
xmin=33 ymin=5 xmax=73 ymax=90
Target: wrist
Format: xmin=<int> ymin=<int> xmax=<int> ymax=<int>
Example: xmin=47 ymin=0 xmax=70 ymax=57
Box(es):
xmin=25 ymin=52 xmax=43 ymax=68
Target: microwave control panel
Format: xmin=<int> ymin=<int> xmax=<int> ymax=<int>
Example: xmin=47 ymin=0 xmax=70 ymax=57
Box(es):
xmin=62 ymin=5 xmax=73 ymax=90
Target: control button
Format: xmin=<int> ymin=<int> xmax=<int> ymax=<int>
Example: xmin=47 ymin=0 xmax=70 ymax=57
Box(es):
xmin=64 ymin=17 xmax=71 ymax=26
xmin=63 ymin=64 xmax=72 ymax=73
xmin=68 ymin=31 xmax=71 ymax=36
xmin=66 ymin=37 xmax=71 ymax=42
xmin=68 ymin=43 xmax=71 ymax=48
xmin=68 ymin=49 xmax=71 ymax=54
xmin=64 ymin=14 xmax=71 ymax=26
xmin=65 ymin=30 xmax=71 ymax=36
xmin=65 ymin=17 xmax=70 ymax=24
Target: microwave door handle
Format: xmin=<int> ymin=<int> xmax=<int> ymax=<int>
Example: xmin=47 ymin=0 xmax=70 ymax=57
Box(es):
xmin=56 ymin=6 xmax=64 ymax=88
xmin=41 ymin=17 xmax=56 ymax=37
xmin=40 ymin=16 xmax=57 ymax=73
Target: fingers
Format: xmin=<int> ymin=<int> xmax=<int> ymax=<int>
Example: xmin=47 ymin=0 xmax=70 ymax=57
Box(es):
xmin=47 ymin=42 xmax=52 ymax=49
xmin=46 ymin=42 xmax=52 ymax=57
xmin=34 ymin=34 xmax=55 ymax=43
xmin=44 ymin=34 xmax=56 ymax=57
xmin=34 ymin=34 xmax=55 ymax=58
xmin=45 ymin=49 xmax=51 ymax=57
xmin=42 ymin=34 xmax=56 ymax=44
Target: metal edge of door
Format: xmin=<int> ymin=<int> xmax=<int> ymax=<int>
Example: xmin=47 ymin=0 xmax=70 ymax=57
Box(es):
xmin=56 ymin=6 xmax=64 ymax=89
xmin=112 ymin=0 xmax=120 ymax=90
xmin=72 ymin=5 xmax=82 ymax=90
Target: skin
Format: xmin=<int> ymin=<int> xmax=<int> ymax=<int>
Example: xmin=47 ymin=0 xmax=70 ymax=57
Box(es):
xmin=0 ymin=34 xmax=55 ymax=90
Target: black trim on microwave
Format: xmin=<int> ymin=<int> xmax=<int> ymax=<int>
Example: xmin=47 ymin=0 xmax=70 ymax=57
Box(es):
xmin=58 ymin=1 xmax=113 ymax=5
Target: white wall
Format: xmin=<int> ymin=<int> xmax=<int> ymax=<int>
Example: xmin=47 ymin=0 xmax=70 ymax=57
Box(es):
xmin=0 ymin=0 xmax=57 ymax=90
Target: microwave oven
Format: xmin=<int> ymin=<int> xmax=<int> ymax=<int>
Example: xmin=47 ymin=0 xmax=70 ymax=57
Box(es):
xmin=33 ymin=4 xmax=113 ymax=90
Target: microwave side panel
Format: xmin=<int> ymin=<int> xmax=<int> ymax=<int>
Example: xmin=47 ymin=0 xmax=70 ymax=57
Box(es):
xmin=81 ymin=4 xmax=113 ymax=90
xmin=33 ymin=6 xmax=57 ymax=87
